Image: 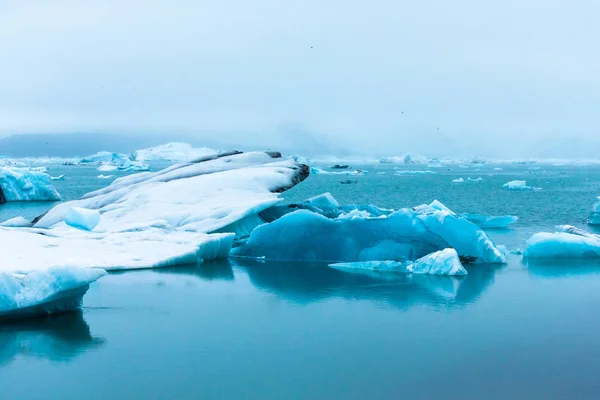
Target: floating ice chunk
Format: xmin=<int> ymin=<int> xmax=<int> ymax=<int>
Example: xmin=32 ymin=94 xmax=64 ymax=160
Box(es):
xmin=503 ymin=180 xmax=541 ymax=190
xmin=0 ymin=167 xmax=62 ymax=203
xmin=468 ymin=177 xmax=483 ymax=182
xmin=0 ymin=216 xmax=32 ymax=228
xmin=306 ymin=192 xmax=340 ymax=209
xmin=0 ymin=267 xmax=106 ymax=320
xmin=97 ymin=174 xmax=113 ymax=179
xmin=406 ymin=249 xmax=467 ymax=275
xmin=525 ymin=230 xmax=600 ymax=259
xmin=493 ymin=167 xmax=503 ymax=171
xmin=118 ymin=160 xmax=150 ymax=172
xmin=451 ymin=178 xmax=465 ymax=183
xmin=330 ymin=249 xmax=466 ymax=276
xmin=97 ymin=164 xmax=118 ymax=172
xmin=133 ymin=142 xmax=218 ymax=162
xmin=50 ymin=174 xmax=65 ymax=180
xmin=65 ymin=207 xmax=101 ymax=231
xmin=461 ymin=214 xmax=518 ymax=229
xmin=394 ymin=170 xmax=436 ymax=175
xmin=587 ymin=197 xmax=600 ymax=226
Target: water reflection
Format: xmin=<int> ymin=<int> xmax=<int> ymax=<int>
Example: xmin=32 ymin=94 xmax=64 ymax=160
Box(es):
xmin=525 ymin=258 xmax=600 ymax=278
xmin=231 ymin=259 xmax=499 ymax=309
xmin=0 ymin=311 xmax=105 ymax=365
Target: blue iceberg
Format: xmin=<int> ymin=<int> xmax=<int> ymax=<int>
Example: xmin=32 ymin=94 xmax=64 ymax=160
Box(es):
xmin=525 ymin=225 xmax=600 ymax=259
xmin=231 ymin=199 xmax=505 ymax=264
xmin=0 ymin=267 xmax=106 ymax=320
xmin=0 ymin=167 xmax=62 ymax=203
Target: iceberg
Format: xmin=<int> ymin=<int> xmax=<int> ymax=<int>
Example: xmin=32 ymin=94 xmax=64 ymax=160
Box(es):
xmin=97 ymin=164 xmax=118 ymax=172
xmin=0 ymin=216 xmax=32 ymax=227
xmin=524 ymin=228 xmax=600 ymax=259
xmin=330 ymin=249 xmax=467 ymax=276
xmin=80 ymin=151 xmax=131 ymax=165
xmin=50 ymin=174 xmax=66 ymax=180
xmin=0 ymin=167 xmax=62 ymax=203
xmin=587 ymin=197 xmax=600 ymax=225
xmin=0 ymin=267 xmax=106 ymax=320
xmin=97 ymin=174 xmax=113 ymax=179
xmin=232 ymin=199 xmax=505 ymax=264
xmin=65 ymin=207 xmax=101 ymax=231
xmin=451 ymin=178 xmax=465 ymax=183
xmin=468 ymin=177 xmax=483 ymax=182
xmin=461 ymin=214 xmax=518 ymax=229
xmin=3 ymin=151 xmax=309 ymax=273
xmin=503 ymin=180 xmax=541 ymax=191
xmin=133 ymin=142 xmax=218 ymax=162
xmin=493 ymin=167 xmax=503 ymax=171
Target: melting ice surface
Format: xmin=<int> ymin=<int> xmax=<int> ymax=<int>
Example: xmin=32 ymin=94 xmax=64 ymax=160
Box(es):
xmin=330 ymin=248 xmax=467 ymax=276
xmin=0 ymin=267 xmax=106 ymax=320
xmin=0 ymin=167 xmax=62 ymax=202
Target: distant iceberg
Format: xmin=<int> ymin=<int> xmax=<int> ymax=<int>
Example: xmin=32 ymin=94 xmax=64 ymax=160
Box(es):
xmin=394 ymin=170 xmax=436 ymax=175
xmin=3 ymin=151 xmax=309 ymax=273
xmin=132 ymin=142 xmax=218 ymax=162
xmin=330 ymin=248 xmax=467 ymax=276
xmin=0 ymin=267 xmax=106 ymax=320
xmin=310 ymin=167 xmax=367 ymax=176
xmin=503 ymin=180 xmax=541 ymax=191
xmin=525 ymin=226 xmax=600 ymax=259
xmin=587 ymin=197 xmax=600 ymax=225
xmin=50 ymin=174 xmax=66 ymax=180
xmin=468 ymin=177 xmax=483 ymax=182
xmin=97 ymin=164 xmax=118 ymax=172
xmin=0 ymin=167 xmax=62 ymax=203
xmin=80 ymin=151 xmax=131 ymax=165
xmin=451 ymin=178 xmax=465 ymax=183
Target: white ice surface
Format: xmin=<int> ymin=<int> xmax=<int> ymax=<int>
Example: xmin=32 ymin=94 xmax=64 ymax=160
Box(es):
xmin=4 ymin=152 xmax=307 ymax=273
xmin=525 ymin=231 xmax=600 ymax=258
xmin=503 ymin=180 xmax=541 ymax=191
xmin=97 ymin=174 xmax=113 ymax=179
xmin=0 ymin=167 xmax=62 ymax=202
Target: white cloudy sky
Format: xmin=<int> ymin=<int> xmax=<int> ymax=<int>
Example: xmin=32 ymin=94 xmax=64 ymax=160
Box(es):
xmin=1 ymin=0 xmax=599 ymax=157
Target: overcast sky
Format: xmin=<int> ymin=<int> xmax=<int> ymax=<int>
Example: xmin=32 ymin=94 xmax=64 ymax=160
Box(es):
xmin=1 ymin=0 xmax=599 ymax=157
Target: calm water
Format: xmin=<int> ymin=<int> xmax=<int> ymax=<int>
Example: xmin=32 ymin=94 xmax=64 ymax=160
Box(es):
xmin=2 ymin=163 xmax=600 ymax=399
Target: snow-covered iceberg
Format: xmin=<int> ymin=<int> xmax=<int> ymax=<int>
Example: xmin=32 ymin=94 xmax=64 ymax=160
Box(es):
xmin=3 ymin=151 xmax=309 ymax=273
xmin=503 ymin=180 xmax=541 ymax=191
xmin=0 ymin=267 xmax=106 ymax=320
xmin=231 ymin=198 xmax=505 ymax=264
xmin=0 ymin=167 xmax=62 ymax=203
xmin=524 ymin=225 xmax=600 ymax=259
xmin=587 ymin=197 xmax=600 ymax=225
xmin=132 ymin=142 xmax=218 ymax=162
xmin=461 ymin=214 xmax=518 ymax=229
xmin=330 ymin=249 xmax=467 ymax=276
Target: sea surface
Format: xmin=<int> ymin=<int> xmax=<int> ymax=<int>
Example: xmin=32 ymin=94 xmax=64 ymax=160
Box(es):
xmin=2 ymin=162 xmax=600 ymax=399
